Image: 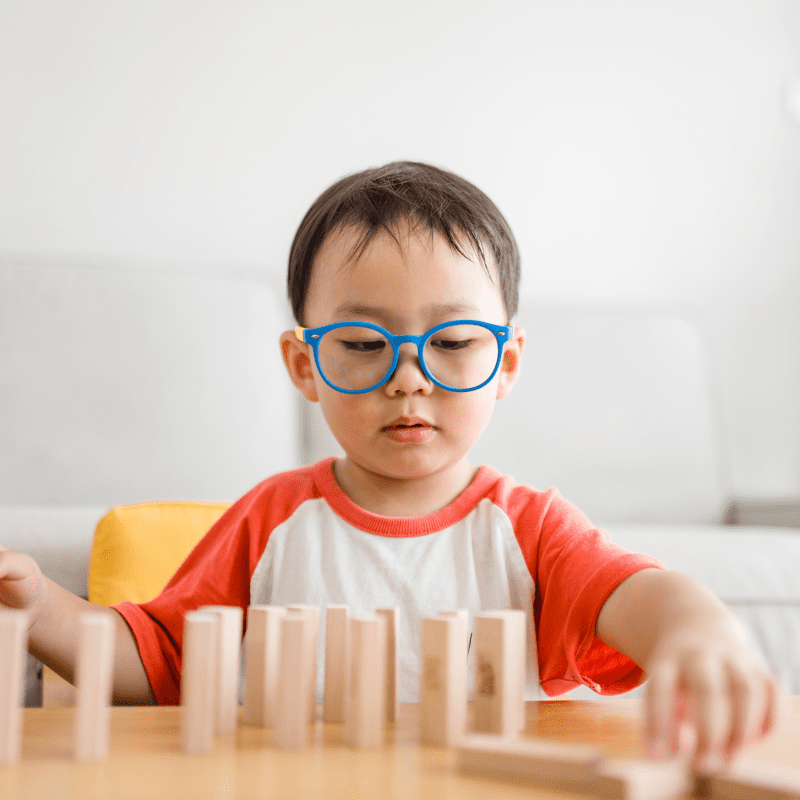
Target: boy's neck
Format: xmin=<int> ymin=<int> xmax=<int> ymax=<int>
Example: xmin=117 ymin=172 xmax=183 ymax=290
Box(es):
xmin=332 ymin=457 xmax=478 ymax=518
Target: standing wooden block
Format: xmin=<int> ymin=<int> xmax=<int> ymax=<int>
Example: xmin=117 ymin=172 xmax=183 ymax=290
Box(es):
xmin=323 ymin=605 xmax=349 ymax=723
xmin=457 ymin=733 xmax=604 ymax=793
xmin=594 ymin=758 xmax=692 ymax=799
xmin=376 ymin=607 xmax=399 ymax=723
xmin=274 ymin=613 xmax=313 ymax=750
xmin=438 ymin=609 xmax=469 ymax=654
xmin=0 ymin=610 xmax=28 ymax=765
xmin=345 ymin=616 xmax=387 ymax=749
xmin=287 ymin=605 xmax=320 ymax=722
xmin=472 ymin=611 xmax=526 ymax=736
xmin=242 ymin=605 xmax=285 ymax=727
xmin=181 ymin=611 xmax=217 ymax=754
xmin=73 ymin=613 xmax=116 ymax=761
xmin=697 ymin=761 xmax=800 ymax=800
xmin=420 ymin=615 xmax=467 ymax=747
xmin=200 ymin=605 xmax=244 ymax=736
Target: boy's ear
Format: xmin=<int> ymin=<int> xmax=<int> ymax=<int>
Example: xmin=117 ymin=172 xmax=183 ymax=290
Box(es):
xmin=495 ymin=326 xmax=525 ymax=400
xmin=280 ymin=330 xmax=319 ymax=403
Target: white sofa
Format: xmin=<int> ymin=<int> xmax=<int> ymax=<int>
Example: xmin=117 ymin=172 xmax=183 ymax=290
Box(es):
xmin=1 ymin=260 xmax=798 ymax=704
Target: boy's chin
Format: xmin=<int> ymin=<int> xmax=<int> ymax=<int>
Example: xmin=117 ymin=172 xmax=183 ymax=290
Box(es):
xmin=346 ymin=451 xmax=472 ymax=483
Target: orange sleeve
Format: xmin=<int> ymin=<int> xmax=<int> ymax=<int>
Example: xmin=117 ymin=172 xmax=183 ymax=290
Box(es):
xmin=114 ymin=466 xmax=322 ymax=705
xmin=502 ymin=482 xmax=665 ymax=697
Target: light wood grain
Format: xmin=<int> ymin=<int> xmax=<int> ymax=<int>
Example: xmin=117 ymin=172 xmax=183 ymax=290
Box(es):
xmin=0 ymin=611 xmax=27 ymax=764
xmin=242 ymin=605 xmax=285 ymax=728
xmin=1 ymin=697 xmax=798 ymax=800
xmin=73 ymin=613 xmax=115 ymax=761
xmin=323 ymin=606 xmax=350 ymax=724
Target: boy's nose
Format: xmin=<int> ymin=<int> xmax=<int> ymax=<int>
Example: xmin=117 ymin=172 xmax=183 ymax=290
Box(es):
xmin=383 ymin=343 xmax=433 ymax=396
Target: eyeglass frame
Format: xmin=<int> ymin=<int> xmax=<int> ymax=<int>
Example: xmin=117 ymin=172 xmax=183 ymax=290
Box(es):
xmin=295 ymin=319 xmax=515 ymax=395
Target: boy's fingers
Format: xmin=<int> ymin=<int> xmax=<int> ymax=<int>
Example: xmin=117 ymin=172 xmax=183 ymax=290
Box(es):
xmin=645 ymin=662 xmax=679 ymax=758
xmin=762 ymin=672 xmax=782 ymax=736
xmin=725 ymin=665 xmax=763 ymax=756
xmin=690 ymin=657 xmax=730 ymax=772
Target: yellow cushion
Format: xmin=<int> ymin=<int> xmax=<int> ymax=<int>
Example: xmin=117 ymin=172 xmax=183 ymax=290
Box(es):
xmin=88 ymin=501 xmax=229 ymax=607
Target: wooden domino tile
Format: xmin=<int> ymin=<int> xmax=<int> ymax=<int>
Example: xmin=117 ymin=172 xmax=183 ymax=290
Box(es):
xmin=286 ymin=605 xmax=320 ymax=722
xmin=438 ymin=609 xmax=468 ymax=653
xmin=274 ymin=612 xmax=313 ymax=750
xmin=0 ymin=610 xmax=28 ymax=765
xmin=697 ymin=761 xmax=800 ymax=800
xmin=242 ymin=605 xmax=286 ymax=727
xmin=345 ymin=616 xmax=387 ymax=749
xmin=420 ymin=615 xmax=467 ymax=747
xmin=199 ymin=605 xmax=244 ymax=736
xmin=73 ymin=612 xmax=116 ymax=761
xmin=472 ymin=611 xmax=526 ymax=736
xmin=457 ymin=733 xmax=604 ymax=792
xmin=323 ymin=605 xmax=350 ymax=724
xmin=376 ymin=607 xmax=399 ymax=724
xmin=593 ymin=757 xmax=692 ymax=800
xmin=181 ymin=610 xmax=217 ymax=754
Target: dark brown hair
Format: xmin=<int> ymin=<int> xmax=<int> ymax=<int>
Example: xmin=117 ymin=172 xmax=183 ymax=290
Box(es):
xmin=287 ymin=161 xmax=520 ymax=324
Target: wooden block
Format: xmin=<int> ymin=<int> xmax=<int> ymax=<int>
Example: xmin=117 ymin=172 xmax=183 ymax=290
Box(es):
xmin=593 ymin=758 xmax=692 ymax=799
xmin=698 ymin=761 xmax=800 ymax=800
xmin=274 ymin=612 xmax=313 ymax=750
xmin=287 ymin=605 xmax=320 ymax=722
xmin=457 ymin=733 xmax=604 ymax=792
xmin=376 ymin=607 xmax=399 ymax=724
xmin=181 ymin=611 xmax=216 ymax=754
xmin=472 ymin=611 xmax=526 ymax=735
xmin=438 ymin=609 xmax=469 ymax=655
xmin=73 ymin=613 xmax=116 ymax=761
xmin=323 ymin=605 xmax=349 ymax=723
xmin=420 ymin=615 xmax=467 ymax=747
xmin=0 ymin=611 xmax=28 ymax=764
xmin=345 ymin=616 xmax=387 ymax=749
xmin=242 ymin=605 xmax=285 ymax=727
xmin=200 ymin=605 xmax=244 ymax=736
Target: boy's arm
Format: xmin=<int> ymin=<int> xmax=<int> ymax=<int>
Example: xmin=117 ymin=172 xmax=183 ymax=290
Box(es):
xmin=0 ymin=546 xmax=155 ymax=705
xmin=596 ymin=567 xmax=779 ymax=770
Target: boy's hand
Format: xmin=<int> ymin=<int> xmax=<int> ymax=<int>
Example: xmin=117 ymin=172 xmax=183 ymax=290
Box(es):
xmin=597 ymin=568 xmax=780 ymax=771
xmin=0 ymin=545 xmax=47 ymax=620
xmin=644 ymin=614 xmax=779 ymax=771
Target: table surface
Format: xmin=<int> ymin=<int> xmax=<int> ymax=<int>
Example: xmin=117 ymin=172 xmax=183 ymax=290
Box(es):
xmin=2 ymin=697 xmax=799 ymax=800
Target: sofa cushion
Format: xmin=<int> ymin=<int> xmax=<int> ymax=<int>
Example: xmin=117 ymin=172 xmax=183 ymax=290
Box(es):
xmin=0 ymin=262 xmax=298 ymax=506
xmin=88 ymin=501 xmax=229 ymax=606
xmin=469 ymin=303 xmax=727 ymax=524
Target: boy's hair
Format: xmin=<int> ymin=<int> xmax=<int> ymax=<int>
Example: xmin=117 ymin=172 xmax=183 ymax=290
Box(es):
xmin=287 ymin=161 xmax=520 ymax=324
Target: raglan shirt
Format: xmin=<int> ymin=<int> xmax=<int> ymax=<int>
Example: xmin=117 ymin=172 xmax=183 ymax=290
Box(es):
xmin=115 ymin=458 xmax=665 ymax=706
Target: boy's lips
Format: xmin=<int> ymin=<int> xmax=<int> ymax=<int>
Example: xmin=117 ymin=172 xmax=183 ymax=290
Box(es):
xmin=382 ymin=417 xmax=435 ymax=443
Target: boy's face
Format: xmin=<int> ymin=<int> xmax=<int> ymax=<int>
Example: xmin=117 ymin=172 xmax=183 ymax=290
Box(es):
xmin=281 ymin=223 xmax=524 ymax=497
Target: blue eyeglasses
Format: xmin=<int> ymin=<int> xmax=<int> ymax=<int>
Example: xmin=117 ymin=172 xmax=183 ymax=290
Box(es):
xmin=295 ymin=319 xmax=514 ymax=394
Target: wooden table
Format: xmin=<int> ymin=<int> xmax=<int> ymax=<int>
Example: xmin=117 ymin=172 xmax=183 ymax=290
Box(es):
xmin=2 ymin=697 xmax=799 ymax=799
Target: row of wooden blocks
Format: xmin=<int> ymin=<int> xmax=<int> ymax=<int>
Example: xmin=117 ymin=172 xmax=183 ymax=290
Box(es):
xmin=2 ymin=606 xmax=799 ymax=799
xmin=182 ymin=605 xmax=529 ymax=753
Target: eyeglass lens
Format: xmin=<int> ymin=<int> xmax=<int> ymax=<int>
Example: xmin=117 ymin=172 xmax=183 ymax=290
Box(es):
xmin=315 ymin=323 xmax=501 ymax=391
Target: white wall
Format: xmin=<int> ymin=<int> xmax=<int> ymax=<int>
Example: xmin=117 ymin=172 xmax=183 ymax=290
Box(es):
xmin=1 ymin=0 xmax=799 ymax=498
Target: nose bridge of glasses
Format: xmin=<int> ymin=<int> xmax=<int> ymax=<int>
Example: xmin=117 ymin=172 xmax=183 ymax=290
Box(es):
xmin=388 ymin=336 xmax=431 ymax=384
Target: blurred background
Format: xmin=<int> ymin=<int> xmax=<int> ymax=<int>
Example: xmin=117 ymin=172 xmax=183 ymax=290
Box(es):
xmin=1 ymin=0 xmax=798 ymax=504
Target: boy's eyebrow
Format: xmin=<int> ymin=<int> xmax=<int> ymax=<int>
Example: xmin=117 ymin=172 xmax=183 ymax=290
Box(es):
xmin=333 ymin=302 xmax=480 ymax=320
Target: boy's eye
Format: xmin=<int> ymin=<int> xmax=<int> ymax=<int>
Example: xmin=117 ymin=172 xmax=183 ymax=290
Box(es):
xmin=340 ymin=338 xmax=387 ymax=353
xmin=430 ymin=337 xmax=471 ymax=351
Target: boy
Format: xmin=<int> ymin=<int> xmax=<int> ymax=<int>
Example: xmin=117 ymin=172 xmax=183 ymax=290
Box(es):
xmin=0 ymin=161 xmax=778 ymax=772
